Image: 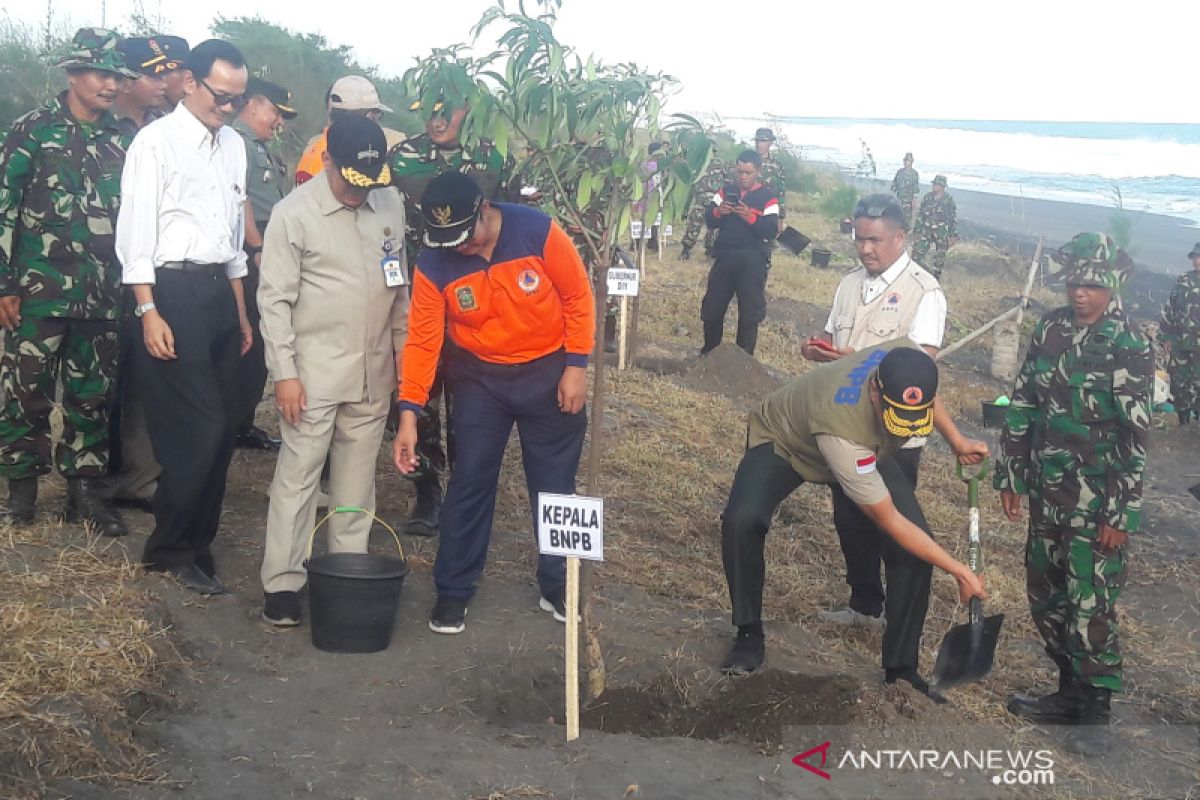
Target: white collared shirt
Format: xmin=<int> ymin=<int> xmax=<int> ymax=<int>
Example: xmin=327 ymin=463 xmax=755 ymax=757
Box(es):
xmin=824 ymin=252 xmax=947 ymax=349
xmin=117 ymin=102 xmax=249 ymax=284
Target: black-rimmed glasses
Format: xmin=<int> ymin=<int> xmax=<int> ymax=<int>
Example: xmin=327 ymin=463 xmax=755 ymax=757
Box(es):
xmin=199 ymin=77 xmax=245 ymax=109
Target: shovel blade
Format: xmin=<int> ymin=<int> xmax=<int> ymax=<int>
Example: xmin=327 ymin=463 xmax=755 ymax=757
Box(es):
xmin=931 ymin=613 xmax=1005 ymax=691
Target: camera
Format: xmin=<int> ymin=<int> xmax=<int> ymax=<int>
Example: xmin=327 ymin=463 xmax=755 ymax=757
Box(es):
xmin=722 ymin=182 xmax=741 ymax=205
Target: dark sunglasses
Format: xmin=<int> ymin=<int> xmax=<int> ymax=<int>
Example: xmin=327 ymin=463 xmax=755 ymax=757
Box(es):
xmin=199 ymin=77 xmax=245 ymax=109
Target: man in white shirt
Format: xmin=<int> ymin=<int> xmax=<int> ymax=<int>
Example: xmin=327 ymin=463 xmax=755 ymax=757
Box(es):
xmin=256 ymin=116 xmax=409 ymax=627
xmin=115 ymin=39 xmax=253 ymax=596
xmin=800 ymin=193 xmax=947 ymax=631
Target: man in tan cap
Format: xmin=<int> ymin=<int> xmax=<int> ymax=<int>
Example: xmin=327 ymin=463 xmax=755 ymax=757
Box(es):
xmin=294 ymin=75 xmax=405 ymax=185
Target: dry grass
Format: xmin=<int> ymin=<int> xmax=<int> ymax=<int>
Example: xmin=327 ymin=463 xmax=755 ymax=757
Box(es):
xmin=0 ymin=520 xmax=177 ymax=798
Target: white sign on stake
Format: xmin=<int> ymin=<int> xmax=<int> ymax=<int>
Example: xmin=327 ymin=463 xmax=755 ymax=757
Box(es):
xmin=663 ymin=224 xmax=673 ymax=238
xmin=537 ymin=493 xmax=604 ymax=561
xmin=606 ymin=268 xmax=640 ymax=297
xmin=630 ymin=220 xmax=643 ymax=240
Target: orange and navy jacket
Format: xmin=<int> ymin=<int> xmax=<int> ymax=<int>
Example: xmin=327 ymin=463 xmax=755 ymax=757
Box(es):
xmin=398 ymin=203 xmax=596 ymax=411
xmin=294 ymin=129 xmax=328 ymax=186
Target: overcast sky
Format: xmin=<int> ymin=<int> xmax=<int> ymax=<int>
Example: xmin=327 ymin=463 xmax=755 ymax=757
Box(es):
xmin=4 ymin=0 xmax=1195 ymax=123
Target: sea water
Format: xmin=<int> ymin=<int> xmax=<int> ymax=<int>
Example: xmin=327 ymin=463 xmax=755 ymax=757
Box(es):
xmin=747 ymin=117 xmax=1200 ymax=223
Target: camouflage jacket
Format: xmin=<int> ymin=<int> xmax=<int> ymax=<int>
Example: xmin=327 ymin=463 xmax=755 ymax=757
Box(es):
xmin=0 ymin=92 xmax=130 ymax=320
xmin=687 ymin=156 xmax=725 ymax=211
xmin=760 ymin=156 xmax=787 ymax=219
xmin=913 ymin=191 xmax=957 ymax=241
xmin=1161 ymin=270 xmax=1200 ymax=351
xmin=891 ymin=166 xmax=919 ymax=204
xmin=994 ymin=303 xmax=1153 ymax=533
xmin=388 ymin=133 xmax=514 ymax=257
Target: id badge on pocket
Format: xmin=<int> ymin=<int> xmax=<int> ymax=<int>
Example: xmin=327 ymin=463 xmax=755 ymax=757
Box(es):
xmin=382 ymin=255 xmax=406 ymax=287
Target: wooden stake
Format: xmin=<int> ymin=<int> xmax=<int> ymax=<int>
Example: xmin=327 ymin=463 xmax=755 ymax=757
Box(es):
xmin=565 ymin=555 xmax=580 ymax=741
xmin=617 ymin=296 xmax=628 ymax=370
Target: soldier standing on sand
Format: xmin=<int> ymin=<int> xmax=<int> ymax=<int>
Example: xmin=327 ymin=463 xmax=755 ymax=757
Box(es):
xmin=890 ymin=152 xmax=919 ymax=221
xmin=911 ymin=174 xmax=957 ymax=279
xmin=1161 ymin=242 xmax=1200 ymax=425
xmin=0 ymin=29 xmax=135 ymax=535
xmin=996 ymin=233 xmax=1152 ymax=756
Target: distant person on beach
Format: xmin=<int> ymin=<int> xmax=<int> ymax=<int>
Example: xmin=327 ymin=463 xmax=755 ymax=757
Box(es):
xmin=911 ymin=175 xmax=957 ymax=279
xmin=890 ymin=152 xmax=919 ymax=221
xmin=699 ymin=150 xmax=779 ymax=356
xmin=1162 ymin=242 xmax=1200 ymax=425
xmin=996 ymin=233 xmax=1152 ymax=756
xmin=717 ymin=343 xmax=987 ymax=696
xmin=800 ymin=194 xmax=946 ymax=632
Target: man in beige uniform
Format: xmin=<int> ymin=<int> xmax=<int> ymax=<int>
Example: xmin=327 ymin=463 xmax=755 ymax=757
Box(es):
xmin=719 ymin=342 xmax=986 ymax=700
xmin=802 ymin=193 xmax=946 ymax=629
xmin=257 ymin=116 xmax=409 ymax=626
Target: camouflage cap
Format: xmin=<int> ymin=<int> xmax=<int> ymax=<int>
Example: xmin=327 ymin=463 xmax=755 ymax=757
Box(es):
xmin=56 ymin=28 xmax=139 ymax=78
xmin=932 ymin=174 xmax=948 ymax=187
xmin=1051 ymin=232 xmax=1133 ymax=289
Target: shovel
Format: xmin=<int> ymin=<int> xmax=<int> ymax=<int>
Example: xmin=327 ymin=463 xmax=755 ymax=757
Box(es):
xmin=931 ymin=459 xmax=1005 ymax=691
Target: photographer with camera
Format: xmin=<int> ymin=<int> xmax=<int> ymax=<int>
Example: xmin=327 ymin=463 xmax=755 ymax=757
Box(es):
xmin=699 ymin=150 xmax=780 ymax=356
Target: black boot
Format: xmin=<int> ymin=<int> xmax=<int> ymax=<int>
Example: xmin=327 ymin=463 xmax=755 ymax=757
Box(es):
xmin=1178 ymin=409 xmax=1194 ymax=426
xmin=405 ymin=474 xmax=443 ymax=537
xmin=719 ymin=623 xmax=765 ymax=675
xmin=3 ymin=477 xmax=37 ymax=524
xmin=65 ymin=478 xmax=129 ymax=537
xmin=603 ymin=315 xmax=617 ymax=354
xmin=1064 ymin=685 xmax=1112 ymax=756
xmin=1007 ymin=654 xmax=1082 ymax=724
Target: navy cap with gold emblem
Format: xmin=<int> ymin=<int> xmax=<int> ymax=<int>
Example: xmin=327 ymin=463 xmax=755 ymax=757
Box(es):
xmin=421 ymin=171 xmax=484 ymax=248
xmin=875 ymin=347 xmax=938 ymax=437
xmin=246 ymin=76 xmax=298 ymax=120
xmin=326 ymin=115 xmax=390 ymax=187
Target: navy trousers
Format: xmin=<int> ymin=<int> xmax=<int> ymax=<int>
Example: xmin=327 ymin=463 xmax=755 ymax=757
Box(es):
xmin=434 ymin=350 xmax=587 ymax=601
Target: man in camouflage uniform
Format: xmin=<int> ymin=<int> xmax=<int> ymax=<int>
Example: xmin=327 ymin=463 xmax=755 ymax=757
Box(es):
xmin=1161 ymin=242 xmax=1200 ymax=424
xmin=680 ymin=153 xmax=725 ymax=260
xmin=911 ymin=174 xmax=957 ymax=279
xmin=0 ymin=29 xmax=136 ymax=535
xmin=995 ymin=233 xmax=1152 ymax=756
xmin=755 ymin=127 xmax=787 ymax=228
xmin=387 ymin=100 xmax=515 ymax=537
xmin=890 ymin=152 xmax=919 ymax=221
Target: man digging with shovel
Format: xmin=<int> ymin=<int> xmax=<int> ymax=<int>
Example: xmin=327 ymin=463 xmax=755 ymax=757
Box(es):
xmin=996 ymin=233 xmax=1153 ymax=756
xmin=718 ymin=342 xmax=988 ymax=700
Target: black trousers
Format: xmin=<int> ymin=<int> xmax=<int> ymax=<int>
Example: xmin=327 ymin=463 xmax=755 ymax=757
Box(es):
xmin=136 ymin=269 xmax=241 ymax=570
xmin=831 ymin=445 xmax=923 ymax=617
xmin=700 ymin=248 xmax=768 ymax=355
xmin=235 ymin=238 xmax=268 ymax=434
xmin=721 ymin=442 xmax=934 ymax=674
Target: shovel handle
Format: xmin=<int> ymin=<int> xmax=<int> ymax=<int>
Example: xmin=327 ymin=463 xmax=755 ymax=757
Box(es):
xmin=956 ymin=458 xmax=990 ymax=507
xmin=968 ymin=596 xmax=983 ymax=626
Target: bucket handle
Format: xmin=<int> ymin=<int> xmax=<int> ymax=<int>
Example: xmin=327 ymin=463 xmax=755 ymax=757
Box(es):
xmin=305 ymin=506 xmax=406 ymax=562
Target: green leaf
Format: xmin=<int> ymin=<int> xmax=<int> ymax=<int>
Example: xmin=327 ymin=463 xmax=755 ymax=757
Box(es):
xmin=492 ymin=115 xmax=510 ymax=158
xmin=576 ymin=169 xmax=593 ymax=209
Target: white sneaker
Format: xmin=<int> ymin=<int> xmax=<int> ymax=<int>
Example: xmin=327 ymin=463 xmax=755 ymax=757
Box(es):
xmin=819 ymin=606 xmax=885 ymax=630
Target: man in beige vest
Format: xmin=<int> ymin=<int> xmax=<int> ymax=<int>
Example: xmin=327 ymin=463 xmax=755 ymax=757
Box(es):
xmin=257 ymin=116 xmax=409 ymax=626
xmin=801 ymin=193 xmax=946 ymax=631
xmin=720 ymin=343 xmax=984 ymax=700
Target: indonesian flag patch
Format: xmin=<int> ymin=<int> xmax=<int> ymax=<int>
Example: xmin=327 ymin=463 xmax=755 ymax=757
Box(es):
xmin=856 ymin=455 xmax=877 ymax=475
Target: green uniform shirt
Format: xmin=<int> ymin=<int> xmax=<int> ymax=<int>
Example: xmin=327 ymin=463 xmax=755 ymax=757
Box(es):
xmin=1162 ymin=270 xmax=1200 ymax=351
xmin=0 ymin=92 xmax=130 ymax=320
xmin=995 ymin=303 xmax=1153 ymax=533
xmin=891 ymin=166 xmax=919 ymax=206
xmin=387 ymin=133 xmax=513 ymax=256
xmin=759 ymin=155 xmax=787 ymax=219
xmin=913 ymin=191 xmax=957 ymax=242
xmin=233 ymin=118 xmax=287 ymax=227
xmin=747 ymin=338 xmax=916 ymax=484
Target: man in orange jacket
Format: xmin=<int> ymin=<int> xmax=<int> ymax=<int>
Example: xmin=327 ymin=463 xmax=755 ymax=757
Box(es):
xmin=393 ymin=171 xmax=594 ymax=635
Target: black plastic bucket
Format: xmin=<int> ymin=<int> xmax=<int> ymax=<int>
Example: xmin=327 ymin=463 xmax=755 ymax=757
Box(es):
xmin=839 ymin=218 xmax=853 ymax=234
xmin=307 ymin=552 xmax=409 ymax=653
xmin=811 ymin=248 xmax=833 ymax=268
xmin=981 ymin=401 xmax=1008 ymax=429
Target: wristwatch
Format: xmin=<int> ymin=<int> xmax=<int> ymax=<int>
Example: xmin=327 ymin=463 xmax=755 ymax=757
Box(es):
xmin=133 ymin=301 xmax=157 ymax=318
xmin=246 ymin=245 xmax=263 ymax=257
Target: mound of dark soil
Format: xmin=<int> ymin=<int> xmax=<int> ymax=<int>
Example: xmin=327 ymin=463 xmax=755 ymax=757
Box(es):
xmin=676 ymin=343 xmax=786 ymax=404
